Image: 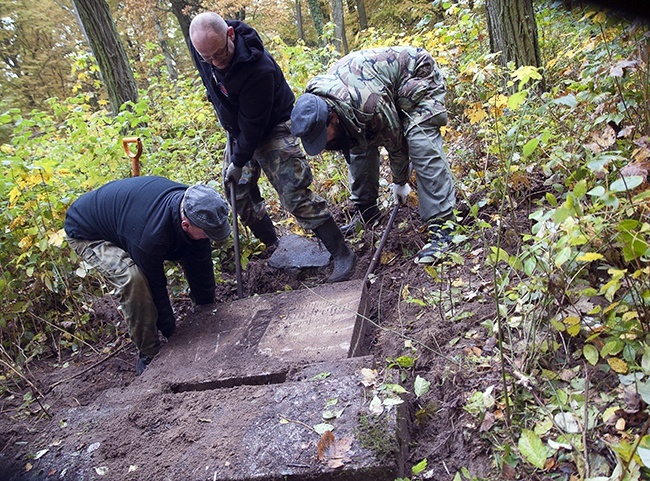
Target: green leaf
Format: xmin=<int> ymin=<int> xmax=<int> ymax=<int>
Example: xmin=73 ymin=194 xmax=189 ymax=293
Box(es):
xmin=414 ymin=375 xmax=431 ymax=399
xmin=610 ymin=175 xmax=644 ymax=193
xmin=587 ymin=185 xmax=606 ymax=197
xmin=638 ymin=447 xmax=650 ymax=468
xmin=518 ymin=429 xmax=548 ymax=470
xmin=553 ymin=94 xmax=577 ymax=108
xmin=309 ymin=371 xmax=331 ymax=381
xmin=583 ymin=344 xmax=599 ymax=365
xmin=507 ymin=90 xmax=527 ymax=109
xmin=554 ymin=246 xmax=572 ymax=267
xmin=313 ymin=423 xmax=334 ymax=434
xmin=391 ymin=356 xmax=415 ymax=369
xmin=522 ymin=138 xmax=540 ymax=157
xmin=601 ymin=340 xmax=624 ymax=357
xmin=383 ymin=383 xmax=408 ymax=394
xmin=412 ymin=458 xmax=428 ymax=475
xmin=545 ymin=192 xmax=558 ymax=206
xmin=638 ymin=381 xmax=650 ymax=406
xmin=488 ymin=246 xmax=509 ymax=265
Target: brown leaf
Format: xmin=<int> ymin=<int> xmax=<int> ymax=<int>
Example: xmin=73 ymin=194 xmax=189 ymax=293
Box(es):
xmin=317 ymin=431 xmax=354 ymax=469
xmin=501 ymin=462 xmax=516 ymax=479
xmin=620 ymin=161 xmax=649 ymax=179
xmin=317 ymin=430 xmax=335 ymax=461
xmin=479 ymin=411 xmax=495 ymax=432
xmin=622 ymin=384 xmax=646 ymax=413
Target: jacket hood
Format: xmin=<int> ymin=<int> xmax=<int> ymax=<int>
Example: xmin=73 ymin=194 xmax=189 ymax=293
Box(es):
xmin=227 ymin=20 xmax=264 ymax=70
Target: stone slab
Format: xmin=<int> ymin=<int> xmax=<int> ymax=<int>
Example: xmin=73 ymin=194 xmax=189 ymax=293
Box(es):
xmin=268 ymin=234 xmax=330 ymax=269
xmin=29 ymin=281 xmax=404 ymax=481
xmin=152 ymin=279 xmax=366 ymax=387
xmin=47 ymin=357 xmax=405 ymax=481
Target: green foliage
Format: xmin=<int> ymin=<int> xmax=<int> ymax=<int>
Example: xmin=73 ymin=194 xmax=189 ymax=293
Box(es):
xmin=438 ymin=3 xmax=650 ymax=476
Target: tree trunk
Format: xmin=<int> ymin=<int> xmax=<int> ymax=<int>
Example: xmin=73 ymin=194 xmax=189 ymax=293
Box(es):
xmin=296 ymin=0 xmax=305 ymax=41
xmin=484 ymin=0 xmax=544 ymax=88
xmin=356 ymin=0 xmax=368 ymax=30
xmin=307 ymin=0 xmax=325 ymax=42
xmin=331 ymin=0 xmax=348 ymax=54
xmin=169 ymin=0 xmax=198 ymax=52
xmin=71 ymin=0 xmax=138 ymax=114
xmin=154 ymin=15 xmax=178 ymax=81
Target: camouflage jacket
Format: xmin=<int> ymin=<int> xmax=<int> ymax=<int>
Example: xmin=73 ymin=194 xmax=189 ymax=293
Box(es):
xmin=305 ymin=46 xmax=447 ymax=185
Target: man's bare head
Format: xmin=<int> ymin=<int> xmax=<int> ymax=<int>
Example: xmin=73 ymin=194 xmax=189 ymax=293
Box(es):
xmin=190 ymin=12 xmax=234 ymax=70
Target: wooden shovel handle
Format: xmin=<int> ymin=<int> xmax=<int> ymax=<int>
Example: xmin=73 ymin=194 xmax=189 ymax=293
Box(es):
xmin=122 ymin=137 xmax=142 ymax=177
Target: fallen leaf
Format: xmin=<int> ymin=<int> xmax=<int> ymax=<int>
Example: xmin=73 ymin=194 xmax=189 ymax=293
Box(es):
xmin=317 ymin=430 xmax=335 ymax=460
xmin=33 ymin=449 xmax=48 ymax=460
xmin=313 ymin=423 xmax=334 ymax=435
xmin=479 ymin=411 xmax=495 ymax=432
xmin=360 ymin=368 xmax=377 ymax=388
xmin=501 ymin=462 xmax=516 ymax=479
xmin=369 ymin=395 xmax=384 ymax=415
xmin=317 ymin=431 xmax=354 ymax=469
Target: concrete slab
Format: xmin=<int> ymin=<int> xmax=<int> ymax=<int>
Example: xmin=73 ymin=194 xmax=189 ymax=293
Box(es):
xmin=50 ymin=357 xmax=406 ymax=481
xmin=153 ymin=280 xmax=367 ymax=387
xmin=37 ymin=281 xmax=406 ymax=480
xmin=268 ymin=234 xmax=330 ymax=269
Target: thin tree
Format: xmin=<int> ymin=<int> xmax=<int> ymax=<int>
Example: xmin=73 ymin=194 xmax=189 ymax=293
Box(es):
xmin=71 ymin=0 xmax=138 ymax=114
xmin=331 ymin=0 xmax=348 ymax=54
xmin=154 ymin=15 xmax=179 ymax=81
xmin=356 ymin=0 xmax=368 ymax=30
xmin=295 ymin=0 xmax=305 ymax=41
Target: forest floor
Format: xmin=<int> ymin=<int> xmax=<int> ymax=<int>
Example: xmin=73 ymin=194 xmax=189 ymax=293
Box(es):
xmin=0 ymin=197 xmax=582 ymax=481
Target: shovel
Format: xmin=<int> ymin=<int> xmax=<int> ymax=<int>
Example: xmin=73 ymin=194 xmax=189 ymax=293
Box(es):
xmin=364 ymin=172 xmax=412 ymax=284
xmin=122 ymin=137 xmax=143 ymax=177
xmin=229 ymin=181 xmax=243 ymax=299
xmin=225 ymin=136 xmax=243 ymax=299
xmin=364 ymin=202 xmax=400 ymax=283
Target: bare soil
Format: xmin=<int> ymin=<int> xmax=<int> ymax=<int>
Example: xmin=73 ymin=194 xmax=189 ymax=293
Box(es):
xmin=0 ymin=202 xmax=511 ymax=481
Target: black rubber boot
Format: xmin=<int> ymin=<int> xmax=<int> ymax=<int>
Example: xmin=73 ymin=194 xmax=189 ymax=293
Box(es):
xmin=136 ymin=354 xmax=152 ymax=376
xmin=340 ymin=204 xmax=382 ymax=236
xmin=313 ymin=218 xmax=357 ymax=283
xmin=249 ymin=213 xmax=279 ymax=247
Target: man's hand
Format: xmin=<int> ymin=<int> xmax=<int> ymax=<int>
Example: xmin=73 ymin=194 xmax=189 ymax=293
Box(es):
xmin=225 ymin=163 xmax=243 ymax=184
xmin=392 ymin=183 xmax=412 ymax=204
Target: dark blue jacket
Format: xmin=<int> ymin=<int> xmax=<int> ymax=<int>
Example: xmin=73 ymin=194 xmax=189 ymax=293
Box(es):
xmin=190 ymin=20 xmax=295 ymax=168
xmin=64 ymin=176 xmax=216 ymax=333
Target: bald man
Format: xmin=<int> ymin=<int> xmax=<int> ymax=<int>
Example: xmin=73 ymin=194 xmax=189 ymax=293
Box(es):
xmin=188 ymin=12 xmax=355 ymax=283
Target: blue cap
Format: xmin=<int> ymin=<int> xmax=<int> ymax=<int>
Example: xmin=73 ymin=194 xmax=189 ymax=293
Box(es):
xmin=183 ymin=184 xmax=231 ymax=242
xmin=290 ymin=93 xmax=328 ymax=156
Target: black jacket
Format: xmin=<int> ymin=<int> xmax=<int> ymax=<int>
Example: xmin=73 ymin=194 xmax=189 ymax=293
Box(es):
xmin=190 ymin=20 xmax=295 ymax=168
xmin=64 ymin=176 xmax=216 ymax=332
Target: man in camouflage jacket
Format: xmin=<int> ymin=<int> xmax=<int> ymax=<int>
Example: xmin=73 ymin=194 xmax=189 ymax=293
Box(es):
xmin=291 ymin=46 xmax=456 ymax=264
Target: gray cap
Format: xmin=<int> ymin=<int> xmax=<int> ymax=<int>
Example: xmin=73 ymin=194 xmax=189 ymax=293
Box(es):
xmin=182 ymin=184 xmax=231 ymax=242
xmin=290 ymin=93 xmax=329 ymax=156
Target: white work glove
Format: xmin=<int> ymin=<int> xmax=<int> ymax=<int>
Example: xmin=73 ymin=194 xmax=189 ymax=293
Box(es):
xmin=392 ymin=183 xmax=412 ymax=205
xmin=225 ymin=163 xmax=243 ymax=184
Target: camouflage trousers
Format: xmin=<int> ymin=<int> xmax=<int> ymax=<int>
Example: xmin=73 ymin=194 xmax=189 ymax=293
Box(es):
xmin=347 ymin=121 xmax=456 ymax=224
xmin=223 ymin=120 xmax=332 ymax=231
xmin=66 ymin=237 xmax=160 ymax=358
